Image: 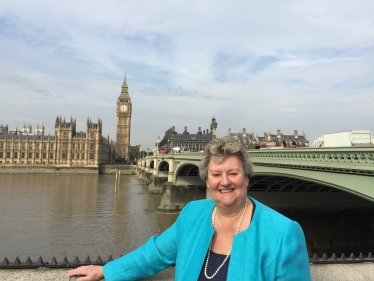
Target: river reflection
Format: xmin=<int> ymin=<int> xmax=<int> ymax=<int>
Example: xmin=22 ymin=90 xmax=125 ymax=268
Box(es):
xmin=0 ymin=174 xmax=178 ymax=261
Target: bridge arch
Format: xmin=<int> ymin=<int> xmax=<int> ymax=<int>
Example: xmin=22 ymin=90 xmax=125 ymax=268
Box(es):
xmin=175 ymin=163 xmax=204 ymax=186
xmin=158 ymin=160 xmax=169 ymax=177
xmin=254 ymin=166 xmax=374 ymax=203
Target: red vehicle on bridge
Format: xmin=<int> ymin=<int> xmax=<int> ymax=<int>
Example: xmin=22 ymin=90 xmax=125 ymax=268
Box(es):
xmin=159 ymin=147 xmax=171 ymax=154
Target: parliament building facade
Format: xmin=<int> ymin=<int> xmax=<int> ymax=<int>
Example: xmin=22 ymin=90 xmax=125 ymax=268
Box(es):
xmin=0 ymin=75 xmax=132 ymax=166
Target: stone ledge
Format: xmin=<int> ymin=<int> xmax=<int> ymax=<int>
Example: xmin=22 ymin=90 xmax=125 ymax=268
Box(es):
xmin=1 ymin=264 xmax=374 ymax=280
xmin=0 ymin=267 xmax=174 ymax=281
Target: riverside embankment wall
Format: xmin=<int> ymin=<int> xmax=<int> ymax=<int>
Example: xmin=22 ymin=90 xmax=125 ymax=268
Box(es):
xmin=1 ymin=264 xmax=374 ymax=281
xmin=0 ymin=164 xmax=134 ymax=175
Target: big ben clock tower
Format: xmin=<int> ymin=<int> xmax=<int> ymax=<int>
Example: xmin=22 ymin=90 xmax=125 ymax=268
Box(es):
xmin=116 ymin=74 xmax=132 ymax=161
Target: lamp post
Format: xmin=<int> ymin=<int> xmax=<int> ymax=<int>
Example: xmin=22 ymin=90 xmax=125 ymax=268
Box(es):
xmin=155 ymin=135 xmax=160 ymax=154
xmin=210 ymin=116 xmax=218 ymax=139
xmin=170 ymin=135 xmax=174 ymax=154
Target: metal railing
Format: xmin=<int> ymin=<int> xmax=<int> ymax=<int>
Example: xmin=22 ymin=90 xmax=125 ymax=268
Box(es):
xmin=310 ymin=252 xmax=374 ymax=264
xmin=1 ymin=252 xmax=374 ymax=269
xmin=1 ymin=255 xmax=112 ymax=269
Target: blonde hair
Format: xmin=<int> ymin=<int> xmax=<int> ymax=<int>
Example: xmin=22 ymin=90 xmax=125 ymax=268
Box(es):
xmin=199 ymin=136 xmax=254 ymax=181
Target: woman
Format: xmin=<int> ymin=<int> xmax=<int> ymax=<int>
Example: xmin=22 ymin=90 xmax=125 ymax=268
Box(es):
xmin=69 ymin=137 xmax=311 ymax=280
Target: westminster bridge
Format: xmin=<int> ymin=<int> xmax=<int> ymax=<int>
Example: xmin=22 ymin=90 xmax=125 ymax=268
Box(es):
xmin=135 ymin=146 xmax=374 ymax=208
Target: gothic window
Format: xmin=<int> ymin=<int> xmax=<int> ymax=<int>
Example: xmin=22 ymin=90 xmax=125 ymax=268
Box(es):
xmin=21 ymin=153 xmax=25 ymax=158
xmin=77 ymin=144 xmax=80 ymax=149
xmin=50 ymin=144 xmax=54 ymax=149
xmin=7 ymin=152 xmax=10 ymax=158
xmin=43 ymin=153 xmax=47 ymax=159
xmin=72 ymin=144 xmax=75 ymax=149
xmin=43 ymin=143 xmax=47 ymax=149
xmin=36 ymin=143 xmax=40 ymax=149
xmin=7 ymin=143 xmax=11 ymax=149
xmin=36 ymin=153 xmax=39 ymax=159
xmin=50 ymin=153 xmax=53 ymax=159
xmin=0 ymin=142 xmax=3 ymax=148
xmin=15 ymin=143 xmax=18 ymax=149
xmin=21 ymin=143 xmax=25 ymax=149
xmin=29 ymin=143 xmax=32 ymax=149
xmin=28 ymin=153 xmax=32 ymax=158
xmin=82 ymin=153 xmax=85 ymax=159
xmin=89 ymin=153 xmax=94 ymax=160
xmin=14 ymin=152 xmax=18 ymax=158
xmin=62 ymin=152 xmax=66 ymax=159
xmin=90 ymin=143 xmax=95 ymax=151
xmin=82 ymin=144 xmax=85 ymax=150
xmin=62 ymin=143 xmax=67 ymax=149
xmin=0 ymin=152 xmax=3 ymax=158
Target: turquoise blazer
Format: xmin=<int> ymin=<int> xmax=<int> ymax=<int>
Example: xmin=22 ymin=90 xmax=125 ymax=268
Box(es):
xmin=103 ymin=197 xmax=311 ymax=281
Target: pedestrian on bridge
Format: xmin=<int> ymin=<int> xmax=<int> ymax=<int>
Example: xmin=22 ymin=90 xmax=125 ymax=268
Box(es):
xmin=69 ymin=136 xmax=311 ymax=281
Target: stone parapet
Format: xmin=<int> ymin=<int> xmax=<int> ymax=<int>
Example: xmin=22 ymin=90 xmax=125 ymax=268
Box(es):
xmin=2 ymin=264 xmax=374 ymax=280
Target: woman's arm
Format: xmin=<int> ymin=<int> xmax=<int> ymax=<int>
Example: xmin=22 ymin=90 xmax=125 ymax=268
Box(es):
xmin=101 ymin=202 xmax=194 ymax=281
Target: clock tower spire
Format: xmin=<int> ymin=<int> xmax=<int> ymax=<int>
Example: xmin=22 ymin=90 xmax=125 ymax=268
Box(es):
xmin=116 ymin=73 xmax=132 ymax=162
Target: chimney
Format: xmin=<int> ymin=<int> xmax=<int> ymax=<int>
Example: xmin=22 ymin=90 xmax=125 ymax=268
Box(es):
xmin=198 ymin=127 xmax=201 ymax=133
xmin=277 ymin=129 xmax=281 ymax=136
xmin=294 ymin=130 xmax=298 ymax=137
xmin=228 ymin=128 xmax=231 ymax=136
xmin=264 ymin=132 xmax=268 ymax=138
xmin=242 ymin=128 xmax=246 ymax=136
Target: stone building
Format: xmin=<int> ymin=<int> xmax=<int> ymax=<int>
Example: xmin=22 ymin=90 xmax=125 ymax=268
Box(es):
xmin=116 ymin=74 xmax=132 ymax=161
xmin=258 ymin=130 xmax=309 ymax=148
xmin=158 ymin=117 xmax=217 ymax=152
xmin=228 ymin=129 xmax=309 ymax=148
xmin=0 ymin=117 xmax=115 ymax=166
xmin=227 ymin=128 xmax=257 ymax=147
xmin=0 ymin=74 xmax=135 ymax=166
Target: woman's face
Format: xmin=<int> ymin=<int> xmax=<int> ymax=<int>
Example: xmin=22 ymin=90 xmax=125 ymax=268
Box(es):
xmin=206 ymin=155 xmax=249 ymax=209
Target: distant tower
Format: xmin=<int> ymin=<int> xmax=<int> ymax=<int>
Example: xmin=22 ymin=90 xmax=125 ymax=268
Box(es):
xmin=116 ymin=74 xmax=132 ymax=160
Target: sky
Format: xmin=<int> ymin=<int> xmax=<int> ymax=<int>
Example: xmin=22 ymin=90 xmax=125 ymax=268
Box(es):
xmin=0 ymin=0 xmax=373 ymax=150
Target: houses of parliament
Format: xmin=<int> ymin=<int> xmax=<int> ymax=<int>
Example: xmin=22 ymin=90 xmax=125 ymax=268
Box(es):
xmin=0 ymin=75 xmax=132 ymax=166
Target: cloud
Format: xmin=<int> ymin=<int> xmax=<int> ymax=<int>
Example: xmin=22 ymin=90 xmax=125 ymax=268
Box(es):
xmin=0 ymin=0 xmax=373 ymax=149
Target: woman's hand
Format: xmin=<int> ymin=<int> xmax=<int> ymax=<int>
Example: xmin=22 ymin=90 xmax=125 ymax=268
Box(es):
xmin=68 ymin=265 xmax=104 ymax=281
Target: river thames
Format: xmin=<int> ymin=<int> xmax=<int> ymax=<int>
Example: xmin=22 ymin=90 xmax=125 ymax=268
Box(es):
xmin=0 ymin=174 xmax=179 ymax=262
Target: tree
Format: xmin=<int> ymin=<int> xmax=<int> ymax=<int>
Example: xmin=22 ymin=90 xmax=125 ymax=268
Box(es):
xmin=115 ymin=157 xmax=126 ymax=164
xmin=129 ymin=145 xmax=141 ymax=162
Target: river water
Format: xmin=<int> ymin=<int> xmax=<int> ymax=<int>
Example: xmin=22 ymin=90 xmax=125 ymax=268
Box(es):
xmin=0 ymin=174 xmax=179 ymax=262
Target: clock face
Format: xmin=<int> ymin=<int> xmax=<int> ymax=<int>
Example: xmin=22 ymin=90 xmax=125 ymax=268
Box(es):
xmin=120 ymin=105 xmax=128 ymax=112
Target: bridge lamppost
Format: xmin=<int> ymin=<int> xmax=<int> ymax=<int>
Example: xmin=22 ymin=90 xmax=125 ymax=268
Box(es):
xmin=155 ymin=135 xmax=160 ymax=154
xmin=210 ymin=116 xmax=218 ymax=139
xmin=170 ymin=135 xmax=174 ymax=154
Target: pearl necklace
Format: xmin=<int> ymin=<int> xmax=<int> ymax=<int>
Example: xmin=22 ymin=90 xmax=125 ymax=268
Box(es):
xmin=204 ymin=198 xmax=248 ymax=280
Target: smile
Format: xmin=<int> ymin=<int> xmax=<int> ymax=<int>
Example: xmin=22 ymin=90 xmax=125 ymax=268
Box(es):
xmin=220 ymin=189 xmax=234 ymax=193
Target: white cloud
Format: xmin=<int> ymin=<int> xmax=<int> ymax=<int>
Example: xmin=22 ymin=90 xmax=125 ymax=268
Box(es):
xmin=0 ymin=0 xmax=373 ymax=149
